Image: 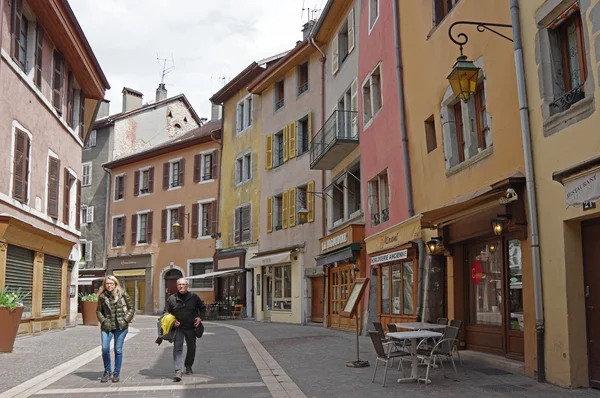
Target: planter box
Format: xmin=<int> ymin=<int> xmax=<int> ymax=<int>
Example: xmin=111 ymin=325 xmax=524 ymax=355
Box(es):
xmin=81 ymin=301 xmax=99 ymax=326
xmin=0 ymin=306 xmax=24 ymax=352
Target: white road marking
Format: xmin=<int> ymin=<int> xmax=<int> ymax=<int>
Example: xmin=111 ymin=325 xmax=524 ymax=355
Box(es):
xmin=34 ymin=382 xmax=265 ymax=395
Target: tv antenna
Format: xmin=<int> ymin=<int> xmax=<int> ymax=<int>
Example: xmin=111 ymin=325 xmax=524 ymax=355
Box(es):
xmin=157 ymin=53 xmax=175 ymax=85
xmin=211 ymin=73 xmax=229 ymax=86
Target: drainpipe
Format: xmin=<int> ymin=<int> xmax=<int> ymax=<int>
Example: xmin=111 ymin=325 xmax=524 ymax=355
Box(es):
xmin=102 ymin=165 xmax=113 ymax=273
xmin=393 ymin=0 xmax=424 ymax=319
xmin=510 ymin=0 xmax=545 ymax=383
xmin=0 ymin=0 xmax=4 ymax=75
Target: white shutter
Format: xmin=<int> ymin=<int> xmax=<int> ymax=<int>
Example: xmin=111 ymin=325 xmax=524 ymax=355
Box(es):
xmin=89 ymin=130 xmax=97 ymax=147
xmin=87 ymin=206 xmax=94 ymax=223
xmin=235 ymin=158 xmax=242 ymax=184
xmin=80 ymin=207 xmax=86 ymax=225
xmin=332 ymin=35 xmax=339 ymax=74
xmin=351 ymin=79 xmax=358 ymax=137
xmin=236 ymin=105 xmax=241 ymax=133
xmin=348 ymin=8 xmax=355 ymax=54
xmin=85 ymin=241 xmax=92 ymax=261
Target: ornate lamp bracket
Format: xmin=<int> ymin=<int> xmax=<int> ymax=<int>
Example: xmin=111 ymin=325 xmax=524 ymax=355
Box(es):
xmin=448 ymin=21 xmax=513 ymax=55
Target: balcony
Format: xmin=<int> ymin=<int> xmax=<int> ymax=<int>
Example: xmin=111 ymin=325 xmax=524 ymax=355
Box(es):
xmin=310 ymin=110 xmax=359 ymax=170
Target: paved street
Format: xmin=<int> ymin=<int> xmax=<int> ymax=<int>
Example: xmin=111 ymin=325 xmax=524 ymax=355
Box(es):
xmin=0 ymin=315 xmax=599 ymax=397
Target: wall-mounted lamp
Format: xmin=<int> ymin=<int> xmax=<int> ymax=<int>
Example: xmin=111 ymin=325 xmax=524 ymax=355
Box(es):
xmin=491 ymin=213 xmax=512 ymax=236
xmin=426 ymin=237 xmax=443 ymax=255
xmin=489 ymin=244 xmax=497 ymax=253
xmin=298 ymin=207 xmax=309 ymax=225
xmin=172 ymin=213 xmax=190 ymax=234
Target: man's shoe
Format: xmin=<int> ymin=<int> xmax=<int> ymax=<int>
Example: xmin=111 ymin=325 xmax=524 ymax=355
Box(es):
xmin=112 ymin=372 xmax=120 ymax=383
xmin=173 ymin=371 xmax=182 ymax=382
xmin=101 ymin=371 xmax=111 ymax=383
xmin=185 ymin=366 xmax=193 ymax=375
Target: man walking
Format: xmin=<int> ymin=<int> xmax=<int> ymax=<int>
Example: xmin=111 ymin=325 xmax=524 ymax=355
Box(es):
xmin=164 ymin=278 xmax=206 ymax=381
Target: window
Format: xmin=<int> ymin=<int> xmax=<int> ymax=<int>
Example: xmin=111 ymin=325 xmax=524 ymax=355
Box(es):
xmin=52 ymin=50 xmax=64 ymax=113
xmin=203 ymin=153 xmax=213 ymax=180
xmin=548 ymin=11 xmax=588 ymax=115
xmin=369 ymin=0 xmax=379 ymax=30
xmin=425 ymin=115 xmax=437 ymax=153
xmin=63 ymin=170 xmax=75 ymax=225
xmin=236 ymin=95 xmax=253 ymax=133
xmin=362 ymin=64 xmax=382 ymax=126
xmin=134 ymin=212 xmax=152 ymax=244
xmin=433 ymin=0 xmax=459 ymax=26
xmin=332 ymin=8 xmax=355 ymax=74
xmin=235 ymin=157 xmax=243 ymax=184
xmin=161 ymin=206 xmax=184 ymax=242
xmin=190 ymin=262 xmax=213 ymax=289
xmin=171 ymin=161 xmax=180 ymax=187
xmin=85 ymin=130 xmax=97 ymax=149
xmin=275 ymin=81 xmax=285 ymax=111
xmin=194 ymin=151 xmax=217 ymax=183
xmin=114 ymin=175 xmax=124 ymax=200
xmin=12 ymin=128 xmax=30 ymax=204
xmin=234 ymin=204 xmax=251 ymax=244
xmin=368 ymin=171 xmax=389 ymax=227
xmin=380 ymin=261 xmax=414 ymax=316
xmin=298 ymin=117 xmax=309 ymax=155
xmin=328 ymin=164 xmax=361 ymax=229
xmin=298 ymin=62 xmax=309 ymax=96
xmin=10 ymin=0 xmax=27 ymax=71
xmin=169 ymin=208 xmax=179 ymax=241
xmin=112 ymin=216 xmax=125 ymax=248
xmin=134 ymin=167 xmax=155 ymax=195
xmin=164 ymin=159 xmax=184 ymax=189
xmin=297 ymin=186 xmax=307 ymax=214
xmin=235 ymin=152 xmax=252 ymax=184
xmin=82 ymin=162 xmax=92 ymax=186
xmin=201 ymin=203 xmax=212 ymax=237
xmin=244 ymin=153 xmax=252 ymax=181
xmin=273 ymin=264 xmax=292 ymax=311
xmin=79 ymin=240 xmax=92 ymax=263
xmin=468 ymin=240 xmax=502 ymax=326
xmin=140 ymin=170 xmax=149 ymax=193
xmin=47 ymin=156 xmax=60 ymax=218
xmin=80 ymin=206 xmax=94 ymax=225
xmin=273 ymin=130 xmax=284 ymax=167
xmin=192 ymin=201 xmax=216 ymax=238
xmin=273 ymin=194 xmax=283 ymax=230
xmin=34 ymin=24 xmax=43 ymax=89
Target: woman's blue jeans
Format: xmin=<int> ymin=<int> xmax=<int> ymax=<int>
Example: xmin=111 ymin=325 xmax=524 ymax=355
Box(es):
xmin=101 ymin=328 xmax=128 ymax=373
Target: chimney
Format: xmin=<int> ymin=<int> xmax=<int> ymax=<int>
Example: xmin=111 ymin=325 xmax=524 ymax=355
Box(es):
xmin=210 ymin=102 xmax=222 ymax=121
xmin=156 ymin=83 xmax=168 ymax=102
xmin=302 ymin=20 xmax=316 ymax=40
xmin=96 ymin=100 xmax=110 ymax=119
xmin=121 ymin=87 xmax=143 ymax=113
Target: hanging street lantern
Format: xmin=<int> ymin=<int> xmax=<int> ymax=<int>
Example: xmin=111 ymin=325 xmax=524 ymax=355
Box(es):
xmin=447 ymin=55 xmax=480 ymax=101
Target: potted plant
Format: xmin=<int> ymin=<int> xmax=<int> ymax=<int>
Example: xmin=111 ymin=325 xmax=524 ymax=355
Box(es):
xmin=0 ymin=287 xmax=29 ymax=353
xmin=79 ymin=292 xmax=99 ymax=326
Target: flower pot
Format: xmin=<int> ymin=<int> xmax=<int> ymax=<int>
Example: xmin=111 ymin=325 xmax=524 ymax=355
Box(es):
xmin=0 ymin=306 xmax=24 ymax=353
xmin=81 ymin=301 xmax=99 ymax=326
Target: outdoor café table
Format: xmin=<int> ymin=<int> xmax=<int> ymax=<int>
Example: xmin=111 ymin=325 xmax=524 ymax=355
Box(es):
xmin=386 ymin=330 xmax=443 ymax=384
xmin=393 ymin=322 xmax=447 ymax=331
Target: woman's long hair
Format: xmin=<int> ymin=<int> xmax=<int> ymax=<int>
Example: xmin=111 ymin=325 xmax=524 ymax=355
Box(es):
xmin=98 ymin=275 xmax=124 ymax=299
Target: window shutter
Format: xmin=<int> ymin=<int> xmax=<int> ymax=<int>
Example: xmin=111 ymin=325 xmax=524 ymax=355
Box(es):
xmin=178 ymin=206 xmax=185 ymax=239
xmin=87 ymin=206 xmax=94 ymax=223
xmin=242 ymin=205 xmax=251 ymax=242
xmin=236 ymin=106 xmax=241 ymax=133
xmin=121 ymin=175 xmax=125 ymax=199
xmin=289 ymin=187 xmax=296 ymax=227
xmin=112 ymin=218 xmax=117 ymax=247
xmin=267 ymin=196 xmax=273 ymax=233
xmin=235 ymin=157 xmax=241 ymax=184
xmin=265 ymin=135 xmax=273 ymax=169
xmin=52 ymin=51 xmax=64 ymax=113
xmin=47 ymin=157 xmax=60 ymax=218
xmin=13 ymin=130 xmax=28 ymax=203
xmin=289 ymin=122 xmax=296 ymax=159
xmin=308 ymin=111 xmax=313 ymax=144
xmin=348 ymin=8 xmax=355 ymax=54
xmin=234 ymin=207 xmax=241 ymax=244
xmin=193 ymin=154 xmax=200 ymax=183
xmin=351 ymin=79 xmax=358 ymax=136
xmin=212 ymin=150 xmax=218 ymax=179
xmin=434 ymin=0 xmax=445 ymax=25
xmin=76 ymin=179 xmax=81 ymax=229
xmin=134 ymin=170 xmax=140 ymax=196
xmin=11 ymin=0 xmax=23 ymax=61
xmin=179 ymin=158 xmax=185 ymax=187
xmin=282 ymin=190 xmax=289 ymax=229
xmin=191 ymin=203 xmax=199 ymax=238
xmin=121 ymin=216 xmax=126 ymax=247
xmin=35 ymin=25 xmax=44 ymax=89
xmin=162 ymin=162 xmax=169 ymax=189
xmin=131 ymin=214 xmax=138 ymax=244
xmin=161 ymin=209 xmax=167 ymax=242
xmin=147 ymin=211 xmax=153 ymax=243
xmin=283 ymin=125 xmax=289 ymax=163
xmin=148 ymin=167 xmax=154 ymax=192
xmin=211 ymin=200 xmax=218 ymax=235
xmin=79 ymin=91 xmax=86 ymax=140
xmin=85 ymin=241 xmax=92 ymax=262
xmin=66 ymin=72 xmax=74 ymax=127
xmin=332 ymin=34 xmax=339 ymax=74
xmin=307 ymin=181 xmax=315 ymax=223
xmin=114 ymin=177 xmax=118 ymax=201
xmin=63 ymin=169 xmax=70 ymax=224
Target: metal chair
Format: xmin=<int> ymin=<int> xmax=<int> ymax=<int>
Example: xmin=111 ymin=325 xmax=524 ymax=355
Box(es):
xmin=387 ymin=324 xmax=398 ymax=332
xmin=437 ymin=317 xmax=448 ymax=325
xmin=373 ymin=322 xmax=387 ymax=341
xmin=449 ymin=319 xmax=463 ymax=365
xmin=369 ymin=331 xmax=410 ymax=387
xmin=416 ymin=326 xmax=460 ymax=386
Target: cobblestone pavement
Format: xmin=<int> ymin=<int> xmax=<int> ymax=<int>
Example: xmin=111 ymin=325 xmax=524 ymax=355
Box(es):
xmin=1 ymin=316 xmax=600 ymax=397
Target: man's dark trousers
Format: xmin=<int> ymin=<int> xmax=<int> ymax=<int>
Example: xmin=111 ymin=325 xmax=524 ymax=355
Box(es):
xmin=173 ymin=329 xmax=196 ymax=371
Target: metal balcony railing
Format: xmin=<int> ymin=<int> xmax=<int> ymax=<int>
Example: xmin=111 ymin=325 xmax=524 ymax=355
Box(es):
xmin=310 ymin=110 xmax=359 ymax=170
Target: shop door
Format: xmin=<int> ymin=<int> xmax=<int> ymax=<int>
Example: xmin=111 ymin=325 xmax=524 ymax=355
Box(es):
xmin=583 ymin=219 xmax=600 ymax=387
xmin=328 ymin=264 xmax=356 ymax=331
xmin=264 ymin=275 xmax=272 ymax=321
xmin=311 ymin=277 xmax=324 ymax=323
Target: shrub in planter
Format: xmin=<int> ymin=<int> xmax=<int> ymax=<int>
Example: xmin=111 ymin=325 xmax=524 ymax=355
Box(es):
xmin=0 ymin=287 xmax=30 ymax=353
xmin=79 ymin=292 xmax=99 ymax=326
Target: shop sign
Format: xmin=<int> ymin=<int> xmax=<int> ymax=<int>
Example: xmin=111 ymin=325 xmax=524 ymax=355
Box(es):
xmin=564 ymin=170 xmax=600 ymax=208
xmin=321 ymin=232 xmax=348 ymax=252
xmin=366 ymin=216 xmax=422 ymax=254
xmin=107 ymin=255 xmax=152 ymax=270
xmin=471 ymin=260 xmax=483 ymax=285
xmin=370 ymin=249 xmax=408 ymax=266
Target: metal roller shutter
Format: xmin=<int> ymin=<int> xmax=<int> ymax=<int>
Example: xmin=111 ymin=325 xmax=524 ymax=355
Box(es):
xmin=42 ymin=254 xmax=63 ymax=315
xmin=5 ymin=245 xmax=34 ymax=317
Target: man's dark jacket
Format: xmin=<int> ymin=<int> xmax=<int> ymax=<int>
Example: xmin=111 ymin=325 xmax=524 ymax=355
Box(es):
xmin=164 ymin=291 xmax=206 ymax=330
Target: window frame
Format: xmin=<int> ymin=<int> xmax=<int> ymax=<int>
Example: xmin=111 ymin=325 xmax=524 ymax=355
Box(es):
xmin=82 ymin=162 xmax=92 ymax=187
xmin=112 ymin=215 xmax=125 ymax=248
xmin=11 ymin=125 xmax=32 ymax=205
xmin=368 ymin=0 xmax=379 ymax=33
xmin=368 ymin=172 xmax=390 ymax=227
xmin=136 ymin=211 xmax=150 ymax=244
xmin=272 ymin=264 xmax=292 ymax=311
xmin=273 ymin=194 xmax=283 ymax=231
xmin=168 ymin=207 xmax=180 ymax=241
xmin=379 ymin=260 xmax=415 ymax=316
xmin=169 ymin=159 xmax=181 ymax=188
xmin=114 ymin=173 xmax=125 ymax=201
xmin=275 ymin=80 xmax=285 ymax=111
xmin=197 ymin=200 xmax=216 ymax=238
xmin=234 ymin=203 xmax=252 ymax=244
xmin=236 ymin=94 xmax=253 ymax=134
xmin=188 ymin=259 xmax=214 ymax=290
xmin=273 ymin=130 xmax=284 ymax=167
xmin=297 ymin=117 xmax=310 ymax=155
xmin=297 ymin=62 xmax=309 ymax=96
xmin=362 ymin=63 xmax=383 ymax=128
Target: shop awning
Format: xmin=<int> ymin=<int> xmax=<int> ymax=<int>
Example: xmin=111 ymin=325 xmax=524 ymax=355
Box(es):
xmin=247 ymin=251 xmax=292 ymax=269
xmin=186 ymin=269 xmax=242 ymax=280
xmin=365 ymin=214 xmax=422 ymax=254
xmin=113 ymin=269 xmax=146 ymax=277
xmin=315 ymin=245 xmax=356 ymax=267
xmin=421 ymin=189 xmax=510 ymax=229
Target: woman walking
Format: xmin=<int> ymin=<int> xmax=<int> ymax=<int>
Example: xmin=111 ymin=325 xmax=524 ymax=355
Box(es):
xmin=96 ymin=276 xmax=135 ymax=383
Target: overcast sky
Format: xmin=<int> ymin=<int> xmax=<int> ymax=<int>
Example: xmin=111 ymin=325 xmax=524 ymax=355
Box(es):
xmin=70 ymin=0 xmax=324 ymax=119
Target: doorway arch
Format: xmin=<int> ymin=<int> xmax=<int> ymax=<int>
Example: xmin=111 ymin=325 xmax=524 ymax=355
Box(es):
xmin=162 ymin=268 xmax=183 ymax=308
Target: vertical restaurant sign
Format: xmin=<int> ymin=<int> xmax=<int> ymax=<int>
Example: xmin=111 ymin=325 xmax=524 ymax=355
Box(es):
xmin=471 ymin=260 xmax=483 ymax=285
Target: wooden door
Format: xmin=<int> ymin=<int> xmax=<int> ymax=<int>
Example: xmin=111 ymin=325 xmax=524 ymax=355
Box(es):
xmin=165 ymin=278 xmax=178 ymax=305
xmin=583 ymin=219 xmax=600 ymax=387
xmin=328 ymin=264 xmax=356 ymax=330
xmin=311 ymin=277 xmax=324 ymax=323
